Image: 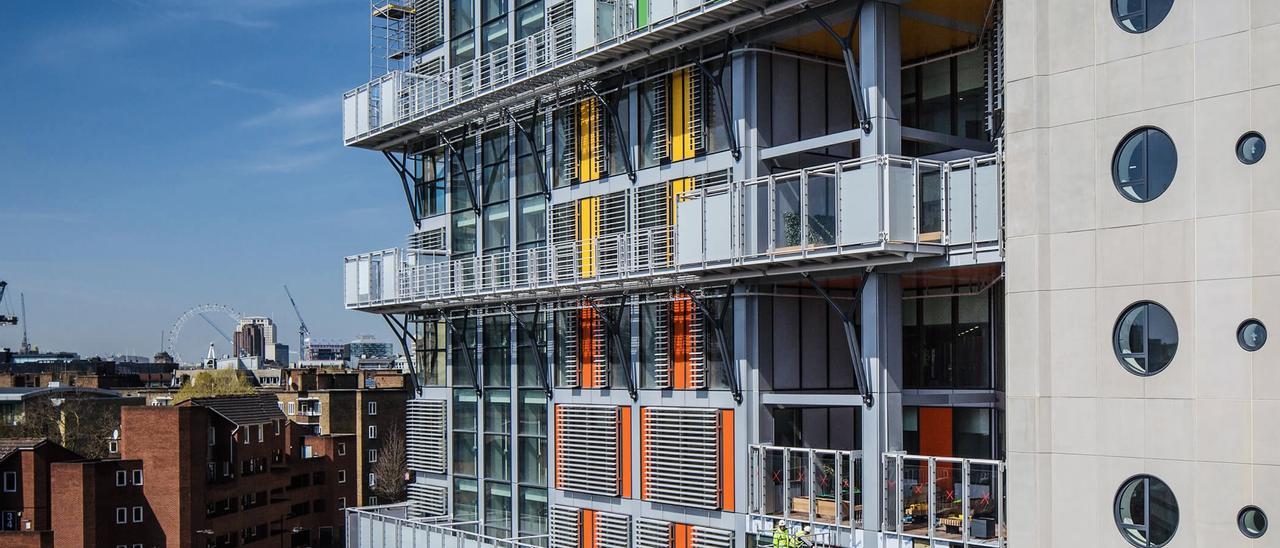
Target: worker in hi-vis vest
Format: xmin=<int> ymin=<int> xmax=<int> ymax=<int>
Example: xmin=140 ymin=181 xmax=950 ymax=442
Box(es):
xmin=772 ymin=520 xmax=792 ymax=547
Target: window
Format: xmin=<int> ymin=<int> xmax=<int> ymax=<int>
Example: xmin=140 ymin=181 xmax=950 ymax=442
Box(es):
xmin=369 ymin=449 xmax=378 ymax=463
xmin=275 ymin=419 xmax=281 ymax=435
xmin=1114 ymin=301 xmax=1179 ymax=376
xmin=287 ymin=401 xmax=296 ymax=415
xmin=369 ymin=473 xmax=377 ymax=487
xmin=369 ymin=496 xmax=379 ymax=505
xmin=1114 ymin=475 xmax=1178 ymax=547
xmin=417 ymin=149 xmax=448 ymax=217
xmin=3 ymin=471 xmax=16 ymax=492
xmin=1239 ymin=506 xmax=1267 ymax=538
xmin=115 ymin=470 xmax=127 ymax=487
xmin=368 ymin=401 xmax=378 ymax=415
xmin=208 ymin=426 xmax=216 ymax=446
xmin=132 ymin=470 xmax=143 ymax=485
xmin=132 ymin=506 xmax=143 ymax=523
xmin=257 ymin=424 xmax=264 ymax=442
xmin=1112 ymin=0 xmax=1174 ymax=33
xmin=338 ymin=470 xmax=347 ymax=483
xmin=116 ymin=507 xmax=127 ymax=524
xmin=338 ymin=443 xmax=346 ymax=455
xmin=368 ymin=425 xmax=378 ymax=439
xmin=1238 ymin=132 xmax=1266 ymax=165
xmin=108 ymin=440 xmax=118 ymax=453
xmin=1238 ymin=319 xmax=1268 ymax=352
xmin=243 ymin=431 xmax=249 ymax=445
xmin=1113 ymin=127 xmax=1177 ymax=203
xmin=338 ymin=497 xmax=347 ymax=509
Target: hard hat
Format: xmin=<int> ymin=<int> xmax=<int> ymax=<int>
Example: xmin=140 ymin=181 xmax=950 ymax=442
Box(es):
xmin=776 ymin=519 xmax=785 ymax=528
xmin=803 ymin=525 xmax=812 ymax=533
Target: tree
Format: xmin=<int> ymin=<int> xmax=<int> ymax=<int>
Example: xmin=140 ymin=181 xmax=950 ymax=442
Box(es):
xmin=0 ymin=396 xmax=122 ymax=458
xmin=174 ymin=370 xmax=257 ymax=403
xmin=371 ymin=423 xmax=408 ymax=502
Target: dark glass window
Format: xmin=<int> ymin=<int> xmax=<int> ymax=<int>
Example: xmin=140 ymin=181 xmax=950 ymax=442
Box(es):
xmin=451 ymin=211 xmax=477 ymax=254
xmin=903 ymin=286 xmax=999 ymax=389
xmin=1112 ymin=0 xmax=1174 ymax=33
xmin=1239 ymin=506 xmax=1268 ymax=538
xmin=1115 ymin=475 xmax=1179 ymax=547
xmin=515 ymin=115 xmax=545 ymax=197
xmin=1113 ymin=301 xmax=1178 ymax=376
xmin=416 ymin=149 xmax=447 ymax=218
xmin=484 ymin=315 xmax=512 ymax=387
xmin=514 ymin=0 xmax=544 ymax=40
xmin=483 ymin=203 xmax=511 ymax=251
xmin=1237 ymin=132 xmax=1266 ymax=165
xmin=1113 ymin=127 xmax=1177 ymax=202
xmin=1238 ymin=319 xmax=1267 ymax=352
xmin=482 ymin=130 xmax=510 ymax=204
xmin=451 ymin=317 xmax=479 ymax=386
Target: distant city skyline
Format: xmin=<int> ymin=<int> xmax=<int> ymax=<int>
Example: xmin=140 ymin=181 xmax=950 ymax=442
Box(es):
xmin=0 ymin=0 xmax=399 ymax=360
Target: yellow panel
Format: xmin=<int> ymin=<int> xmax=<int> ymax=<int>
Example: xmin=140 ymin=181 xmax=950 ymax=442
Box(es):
xmin=577 ymin=101 xmax=596 ymax=182
xmin=578 ymin=196 xmax=599 ymax=277
xmin=669 ymin=68 xmax=697 ymax=162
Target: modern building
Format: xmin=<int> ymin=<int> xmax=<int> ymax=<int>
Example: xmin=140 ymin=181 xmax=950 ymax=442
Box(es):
xmin=347 ymin=336 xmax=395 ymax=361
xmin=273 ymin=368 xmax=411 ymax=507
xmin=338 ymin=0 xmax=1280 ymax=547
xmin=305 ymin=339 xmax=348 ymax=362
xmin=235 ymin=317 xmax=282 ymax=364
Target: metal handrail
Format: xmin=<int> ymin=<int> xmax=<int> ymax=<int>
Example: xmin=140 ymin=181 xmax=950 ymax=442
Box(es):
xmin=346 ymin=507 xmax=550 ymax=548
xmin=345 ymin=153 xmax=1001 ymax=309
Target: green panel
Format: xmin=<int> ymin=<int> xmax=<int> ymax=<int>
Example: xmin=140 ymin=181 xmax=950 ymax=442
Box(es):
xmin=637 ymin=0 xmax=648 ymax=27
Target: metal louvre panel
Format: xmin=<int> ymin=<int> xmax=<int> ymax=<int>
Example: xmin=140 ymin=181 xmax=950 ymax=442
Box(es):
xmin=688 ymin=68 xmax=705 ymax=154
xmin=688 ymin=301 xmax=707 ymax=389
xmin=407 ymin=227 xmax=445 ymax=251
xmin=596 ymin=190 xmax=629 ymax=277
xmin=408 ymin=0 xmax=443 ymax=54
xmin=560 ymin=308 xmax=580 ymax=387
xmin=555 ymin=405 xmax=621 ymax=496
xmin=643 ymin=407 xmax=721 ymax=509
xmin=557 ymin=105 xmax=578 ymax=183
xmin=594 ymin=510 xmax=632 ymax=548
xmin=406 ymin=399 xmax=447 ymax=474
xmin=550 ymin=505 xmax=580 ymax=548
xmin=691 ymin=526 xmax=734 ymax=548
xmin=550 ymin=202 xmax=578 ymax=280
xmin=590 ymin=310 xmax=608 ymax=387
xmin=634 ymin=182 xmax=671 ymax=271
xmin=406 ymin=483 xmax=447 ymax=517
xmin=545 ymin=1 xmax=574 ymax=61
xmin=652 ymin=303 xmax=671 ymax=388
xmin=651 ymin=80 xmax=669 ymax=160
xmin=635 ymin=518 xmax=673 ymax=548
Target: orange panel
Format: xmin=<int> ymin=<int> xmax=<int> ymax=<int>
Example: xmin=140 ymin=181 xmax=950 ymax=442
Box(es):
xmin=719 ymin=409 xmax=735 ymax=511
xmin=579 ymin=304 xmax=598 ymax=388
xmin=582 ymin=509 xmax=596 ymax=548
xmin=554 ymin=405 xmax=563 ymax=489
xmin=673 ymin=523 xmax=692 ymax=548
xmin=619 ymin=406 xmax=632 ymax=498
xmin=670 ymin=297 xmax=693 ymax=389
xmin=918 ymin=407 xmax=954 ymax=457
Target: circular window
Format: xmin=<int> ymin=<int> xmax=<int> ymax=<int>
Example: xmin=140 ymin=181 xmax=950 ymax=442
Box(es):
xmin=1238 ymin=319 xmax=1267 ymax=352
xmin=1112 ymin=0 xmax=1175 ymax=33
xmin=1237 ymin=132 xmax=1266 ymax=165
xmin=1113 ymin=127 xmax=1178 ymax=203
xmin=1115 ymin=475 xmax=1179 ymax=547
xmin=1114 ymin=301 xmax=1179 ymax=376
xmin=1240 ymin=506 xmax=1268 ymax=538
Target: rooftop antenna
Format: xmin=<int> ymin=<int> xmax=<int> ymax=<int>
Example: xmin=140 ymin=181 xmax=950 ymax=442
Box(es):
xmin=20 ymin=293 xmax=29 ymax=354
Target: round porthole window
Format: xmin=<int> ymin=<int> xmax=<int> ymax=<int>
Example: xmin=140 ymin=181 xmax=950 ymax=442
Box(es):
xmin=1238 ymin=319 xmax=1267 ymax=352
xmin=1237 ymin=132 xmax=1266 ymax=165
xmin=1240 ymin=506 xmax=1268 ymax=538
xmin=1112 ymin=0 xmax=1175 ymax=33
xmin=1113 ymin=127 xmax=1178 ymax=203
xmin=1114 ymin=301 xmax=1179 ymax=376
xmin=1115 ymin=475 xmax=1179 ymax=547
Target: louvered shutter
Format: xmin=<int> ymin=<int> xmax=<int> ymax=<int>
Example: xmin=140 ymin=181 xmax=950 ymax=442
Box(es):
xmin=407 ymin=483 xmax=447 ymax=517
xmin=407 ymin=227 xmax=446 ymax=251
xmin=635 ymin=518 xmax=673 ymax=548
xmin=409 ymin=0 xmax=444 ymax=53
xmin=557 ymin=105 xmax=579 ymax=184
xmin=555 ymin=405 xmax=621 ymax=496
xmin=556 ymin=308 xmax=580 ymax=388
xmin=596 ymin=190 xmax=629 ymax=276
xmin=651 ymin=81 xmax=669 ymax=161
xmin=641 ymin=407 xmax=721 ymax=508
xmin=594 ymin=510 xmax=631 ymax=548
xmin=550 ymin=201 xmax=578 ymax=280
xmin=635 ymin=182 xmax=671 ymax=269
xmin=549 ymin=505 xmax=580 ymax=548
xmin=691 ymin=526 xmax=734 ymax=548
xmin=406 ymin=399 xmax=447 ymax=474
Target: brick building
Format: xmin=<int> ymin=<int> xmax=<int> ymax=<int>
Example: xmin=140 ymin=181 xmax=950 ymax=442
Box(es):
xmin=0 ymin=438 xmax=80 ymax=548
xmin=0 ymin=393 xmax=359 ymax=548
xmin=273 ymin=369 xmax=408 ymax=507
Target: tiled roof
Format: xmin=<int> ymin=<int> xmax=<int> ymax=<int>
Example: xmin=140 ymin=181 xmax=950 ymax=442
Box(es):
xmin=0 ymin=438 xmax=47 ymax=460
xmin=188 ymin=394 xmax=284 ymax=427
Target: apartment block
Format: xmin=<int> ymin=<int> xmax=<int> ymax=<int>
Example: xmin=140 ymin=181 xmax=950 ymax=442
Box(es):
xmin=338 ymin=0 xmax=1280 ymax=546
xmin=0 ymin=438 xmax=80 ymax=548
xmin=273 ymin=368 xmax=410 ymax=506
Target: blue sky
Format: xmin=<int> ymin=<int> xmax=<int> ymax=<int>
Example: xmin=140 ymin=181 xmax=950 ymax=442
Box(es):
xmin=0 ymin=0 xmax=408 ymax=361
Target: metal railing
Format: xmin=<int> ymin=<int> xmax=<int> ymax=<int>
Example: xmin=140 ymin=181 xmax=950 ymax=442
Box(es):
xmin=344 ymin=14 xmax=574 ymax=145
xmin=347 ymin=505 xmax=549 ymax=548
xmin=344 ymin=153 xmax=1002 ymax=310
xmin=746 ymin=447 xmax=1006 ymax=548
xmin=883 ymin=453 xmax=1006 ymax=548
xmin=747 ymin=445 xmax=865 ymax=529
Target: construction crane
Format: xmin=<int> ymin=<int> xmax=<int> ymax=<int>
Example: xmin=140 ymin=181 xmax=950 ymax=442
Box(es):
xmin=284 ymin=285 xmax=310 ymax=364
xmin=0 ymin=281 xmax=15 ymax=325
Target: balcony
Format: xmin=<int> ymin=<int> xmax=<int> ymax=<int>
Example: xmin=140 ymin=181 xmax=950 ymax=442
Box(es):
xmin=345 ymin=153 xmax=1001 ymax=312
xmin=346 ymin=505 xmax=548 ymax=548
xmin=746 ymin=445 xmax=1007 ymax=548
xmin=343 ymin=0 xmax=814 ymax=149
xmin=346 ymin=153 xmax=1001 ymax=309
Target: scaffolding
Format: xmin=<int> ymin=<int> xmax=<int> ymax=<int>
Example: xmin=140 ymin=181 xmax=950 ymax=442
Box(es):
xmin=371 ymin=1 xmax=414 ymax=79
